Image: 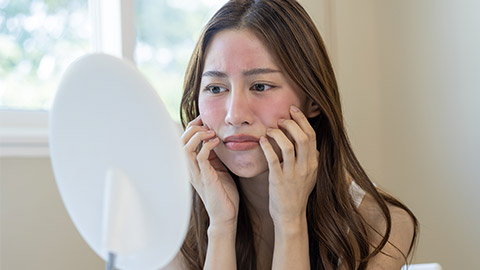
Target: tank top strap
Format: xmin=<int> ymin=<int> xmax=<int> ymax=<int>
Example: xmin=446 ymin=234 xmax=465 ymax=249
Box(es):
xmin=348 ymin=180 xmax=366 ymax=208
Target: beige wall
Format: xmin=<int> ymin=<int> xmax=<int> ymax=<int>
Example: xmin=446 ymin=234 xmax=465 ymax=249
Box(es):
xmin=326 ymin=1 xmax=480 ymax=269
xmin=1 ymin=1 xmax=480 ymax=269
xmin=0 ymin=158 xmax=104 ymax=269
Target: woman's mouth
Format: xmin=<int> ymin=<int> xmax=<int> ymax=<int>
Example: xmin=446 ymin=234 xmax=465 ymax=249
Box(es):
xmin=223 ymin=135 xmax=260 ymax=151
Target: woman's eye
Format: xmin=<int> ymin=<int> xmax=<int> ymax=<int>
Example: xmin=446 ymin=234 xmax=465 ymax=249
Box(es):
xmin=251 ymin=83 xmax=272 ymax=92
xmin=206 ymin=85 xmax=227 ymax=94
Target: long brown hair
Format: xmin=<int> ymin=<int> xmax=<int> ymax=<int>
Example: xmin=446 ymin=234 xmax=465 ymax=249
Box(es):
xmin=179 ymin=0 xmax=418 ymax=269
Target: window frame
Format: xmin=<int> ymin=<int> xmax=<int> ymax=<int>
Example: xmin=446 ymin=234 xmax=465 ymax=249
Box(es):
xmin=0 ymin=0 xmax=135 ymax=158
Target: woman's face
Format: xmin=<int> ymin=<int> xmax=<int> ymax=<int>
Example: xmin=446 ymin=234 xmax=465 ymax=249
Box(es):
xmin=198 ymin=29 xmax=306 ymax=178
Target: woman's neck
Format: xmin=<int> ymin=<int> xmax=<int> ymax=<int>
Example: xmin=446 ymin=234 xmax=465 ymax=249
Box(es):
xmin=238 ymin=170 xmax=271 ymax=219
xmin=239 ymin=170 xmax=275 ymax=269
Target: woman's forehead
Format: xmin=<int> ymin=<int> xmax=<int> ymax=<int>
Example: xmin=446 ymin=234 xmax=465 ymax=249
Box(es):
xmin=203 ymin=29 xmax=280 ymax=73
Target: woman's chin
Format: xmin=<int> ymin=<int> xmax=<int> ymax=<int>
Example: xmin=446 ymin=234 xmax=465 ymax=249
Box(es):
xmin=215 ymin=148 xmax=268 ymax=179
xmin=232 ymin=169 xmax=261 ymax=179
xmin=226 ymin=162 xmax=267 ymax=179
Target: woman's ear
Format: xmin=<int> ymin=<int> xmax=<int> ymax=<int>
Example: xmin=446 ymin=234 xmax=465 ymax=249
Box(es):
xmin=305 ymin=101 xmax=321 ymax=118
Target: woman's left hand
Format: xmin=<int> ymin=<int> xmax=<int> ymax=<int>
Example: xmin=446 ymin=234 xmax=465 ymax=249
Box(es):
xmin=259 ymin=105 xmax=319 ymax=230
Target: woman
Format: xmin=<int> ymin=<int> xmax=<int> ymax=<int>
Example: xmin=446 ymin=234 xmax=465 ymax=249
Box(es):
xmin=174 ymin=0 xmax=418 ymax=269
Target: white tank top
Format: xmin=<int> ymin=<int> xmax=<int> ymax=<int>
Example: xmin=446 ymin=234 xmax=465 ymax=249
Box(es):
xmin=349 ymin=180 xmax=367 ymax=208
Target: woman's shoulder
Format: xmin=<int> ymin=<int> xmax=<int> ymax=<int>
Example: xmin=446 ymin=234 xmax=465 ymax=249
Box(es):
xmin=359 ymin=191 xmax=415 ymax=229
xmin=357 ymin=190 xmax=416 ymax=267
xmin=345 ymin=174 xmax=415 ymax=239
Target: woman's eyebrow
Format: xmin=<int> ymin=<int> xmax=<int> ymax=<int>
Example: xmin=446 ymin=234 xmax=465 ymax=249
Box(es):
xmin=202 ymin=68 xmax=281 ymax=78
xmin=243 ymin=68 xmax=281 ymax=76
xmin=202 ymin=70 xmax=227 ymax=78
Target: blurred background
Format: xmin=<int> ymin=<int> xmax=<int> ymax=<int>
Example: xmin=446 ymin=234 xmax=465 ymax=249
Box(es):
xmin=1 ymin=0 xmax=479 ymax=269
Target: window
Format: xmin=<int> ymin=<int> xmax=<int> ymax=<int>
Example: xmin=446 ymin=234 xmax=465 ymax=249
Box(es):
xmin=0 ymin=0 xmax=225 ymax=157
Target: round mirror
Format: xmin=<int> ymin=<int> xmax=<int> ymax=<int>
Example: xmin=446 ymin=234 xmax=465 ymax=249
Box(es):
xmin=49 ymin=53 xmax=191 ymax=270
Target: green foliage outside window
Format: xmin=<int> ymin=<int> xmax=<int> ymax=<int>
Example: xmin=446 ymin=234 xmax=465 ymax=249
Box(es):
xmin=0 ymin=0 xmax=89 ymax=110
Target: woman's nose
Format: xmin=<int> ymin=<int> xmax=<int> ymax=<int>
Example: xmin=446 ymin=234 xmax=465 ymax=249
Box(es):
xmin=224 ymin=89 xmax=254 ymax=126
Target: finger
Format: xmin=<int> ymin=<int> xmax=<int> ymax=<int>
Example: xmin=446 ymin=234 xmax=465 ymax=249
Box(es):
xmin=259 ymin=135 xmax=283 ymax=179
xmin=289 ymin=105 xmax=316 ymax=141
xmin=184 ymin=130 xmax=216 ymax=153
xmin=196 ymin=137 xmax=221 ymax=178
xmin=182 ymin=116 xmax=206 ymax=143
xmin=181 ymin=125 xmax=208 ymax=145
xmin=289 ymin=105 xmax=317 ymax=160
xmin=186 ymin=156 xmax=201 ymax=187
xmin=183 ymin=130 xmax=216 ymax=184
xmin=186 ymin=115 xmax=202 ymax=129
xmin=266 ymin=128 xmax=295 ymax=173
xmin=277 ymin=118 xmax=309 ymax=168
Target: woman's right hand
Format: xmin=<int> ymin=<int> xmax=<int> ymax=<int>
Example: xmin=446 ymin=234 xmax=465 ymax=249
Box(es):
xmin=181 ymin=116 xmax=239 ymax=229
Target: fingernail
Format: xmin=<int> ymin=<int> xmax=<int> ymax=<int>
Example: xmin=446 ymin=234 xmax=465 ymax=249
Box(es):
xmin=278 ymin=118 xmax=285 ymax=124
xmin=290 ymin=105 xmax=299 ymax=112
xmin=260 ymin=136 xmax=267 ymax=143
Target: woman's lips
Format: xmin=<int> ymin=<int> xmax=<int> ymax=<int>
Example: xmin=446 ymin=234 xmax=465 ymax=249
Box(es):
xmin=223 ymin=135 xmax=260 ymax=151
xmin=224 ymin=141 xmax=259 ymax=151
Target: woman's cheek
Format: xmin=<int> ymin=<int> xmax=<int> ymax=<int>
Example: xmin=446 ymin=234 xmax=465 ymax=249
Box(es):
xmin=198 ymin=97 xmax=223 ymax=128
xmin=256 ymin=102 xmax=292 ymax=128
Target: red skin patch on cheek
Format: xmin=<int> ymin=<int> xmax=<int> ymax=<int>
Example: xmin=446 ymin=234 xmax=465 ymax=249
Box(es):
xmin=253 ymin=97 xmax=296 ymax=129
xmin=199 ymin=98 xmax=224 ymax=129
